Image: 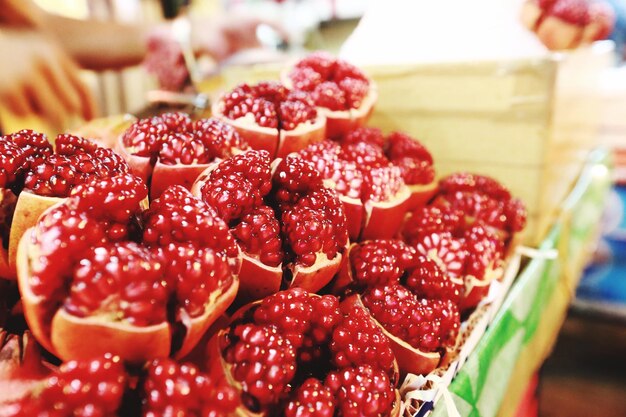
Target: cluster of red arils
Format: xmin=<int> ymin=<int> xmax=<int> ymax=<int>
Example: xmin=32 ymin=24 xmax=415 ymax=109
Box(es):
xmin=520 ymin=0 xmax=615 ymax=50
xmin=0 ymin=52 xmax=528 ymax=417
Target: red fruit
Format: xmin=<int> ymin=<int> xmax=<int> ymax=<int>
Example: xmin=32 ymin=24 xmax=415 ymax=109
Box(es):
xmin=222 ymin=323 xmax=297 ymax=408
xmin=342 ymin=127 xmax=385 ymax=149
xmin=385 ymin=132 xmax=434 ymax=164
xmin=464 ymin=224 xmax=504 ymax=279
xmin=285 ymin=53 xmax=376 ymax=139
xmin=289 ymin=66 xmax=323 ymax=92
xmin=362 ymin=285 xmax=460 ymax=353
xmin=393 ymin=157 xmax=435 ymax=185
xmin=505 ymin=198 xmax=528 ymax=233
xmin=193 ymin=150 xmax=347 ymax=301
xmin=313 ymin=81 xmax=347 ymax=111
xmin=401 ymin=205 xmax=465 ymax=244
xmin=334 ymin=59 xmax=368 ymax=82
xmin=194 ymin=117 xmax=249 ymax=158
xmin=6 ymin=353 xmax=127 ymax=417
xmin=141 ymin=358 xmax=238 ymax=417
xmin=214 ymin=82 xmax=324 ymax=158
xmin=295 ymin=51 xmax=336 ymax=79
xmin=0 ymin=139 xmax=25 ymax=188
xmin=285 ymin=378 xmax=335 ymax=417
xmin=345 ymin=239 xmax=416 ymax=289
xmin=405 ymin=256 xmax=462 ymax=303
xmin=414 ymin=231 xmax=466 ymax=279
xmin=17 ymin=177 xmax=239 ymax=363
xmin=158 ymin=132 xmax=211 ymax=165
xmin=9 ymin=130 xmax=52 ymax=168
xmin=361 ymin=164 xmax=405 ymax=203
xmin=233 ymin=205 xmax=283 ymax=267
xmin=549 ymin=0 xmax=590 ymax=25
xmin=325 ymin=365 xmax=395 ymax=417
xmin=119 ymin=114 xmax=247 ymax=199
xmin=331 ymin=300 xmax=396 ymax=377
xmin=438 ymin=173 xmax=511 ymax=201
xmin=341 ymin=142 xmax=388 ymax=170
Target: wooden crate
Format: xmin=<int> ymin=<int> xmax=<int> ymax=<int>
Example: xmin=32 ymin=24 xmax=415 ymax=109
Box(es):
xmin=363 ymin=42 xmax=614 ymax=245
xmin=212 ymin=42 xmax=614 ymax=245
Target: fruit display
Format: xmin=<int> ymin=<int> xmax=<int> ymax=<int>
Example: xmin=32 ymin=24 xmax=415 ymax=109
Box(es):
xmin=296 ymin=127 xmax=436 ymax=240
xmin=520 ymin=0 xmax=615 ymax=50
xmin=204 ymin=288 xmax=401 ymax=417
xmin=1 ymin=131 xmax=130 ymax=280
xmin=17 ymin=175 xmax=240 ymax=363
xmin=0 ymin=52 xmax=529 ymax=417
xmin=192 ymin=150 xmax=349 ymax=302
xmin=212 ymin=81 xmax=326 ymax=158
xmin=283 ymin=51 xmax=378 ymax=139
xmin=118 ymin=113 xmax=249 ymax=199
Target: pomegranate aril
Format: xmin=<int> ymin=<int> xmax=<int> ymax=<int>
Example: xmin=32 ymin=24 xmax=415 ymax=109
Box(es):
xmin=340 ymin=142 xmax=387 ymax=171
xmin=439 ymin=173 xmax=511 ymax=201
xmin=274 ymin=155 xmax=323 ymax=196
xmin=9 ymin=353 xmax=127 ymax=417
xmin=55 ymin=133 xmax=98 ymax=155
xmin=405 ymin=256 xmax=462 ymax=303
xmin=252 ymin=98 xmax=279 ymax=128
xmin=0 ymin=139 xmax=25 ymax=188
xmin=464 ymin=224 xmax=503 ymax=279
xmin=295 ymin=51 xmax=336 ymax=79
xmin=65 ymin=242 xmax=168 ymax=327
xmin=394 ymin=157 xmax=435 ymax=185
xmin=285 ymin=378 xmax=335 ymax=417
xmin=401 ymin=206 xmax=465 ymax=245
xmin=385 ymin=132 xmax=433 ymax=164
xmin=331 ymin=301 xmax=395 ymax=376
xmin=333 ymin=59 xmax=369 ymax=83
xmin=223 ymin=84 xmax=253 ymax=115
xmin=143 ymin=185 xmax=238 ymax=258
xmin=414 ymin=231 xmax=466 ymax=279
xmin=142 ymin=358 xmax=238 ymax=417
xmin=158 ymin=132 xmax=211 ymax=165
xmin=209 ymin=149 xmax=272 ymax=195
xmin=201 ymin=172 xmax=262 ymax=223
xmin=160 ymin=112 xmax=192 ymax=133
xmin=338 ymin=77 xmax=369 ymax=109
xmin=222 ymin=323 xmax=297 ymax=407
xmin=289 ymin=66 xmax=324 ymax=92
xmin=361 ymin=164 xmax=404 ymax=203
xmin=194 ymin=118 xmax=248 ymax=159
xmin=253 ymin=81 xmax=289 ymax=105
xmin=233 ymin=205 xmax=283 ymax=266
xmin=279 ymin=99 xmax=318 ymax=131
xmin=282 ymin=207 xmax=336 ymax=267
xmin=349 ymin=239 xmax=416 ymax=288
xmin=505 ymin=198 xmax=527 ymax=233
xmin=325 ymin=365 xmax=394 ymax=417
xmin=313 ymin=81 xmax=347 ymax=111
xmin=23 ymin=154 xmax=77 ymax=197
xmin=122 ymin=117 xmax=168 ymax=157
xmin=342 ymin=127 xmax=385 ymax=149
xmin=8 ymin=129 xmax=52 ymax=168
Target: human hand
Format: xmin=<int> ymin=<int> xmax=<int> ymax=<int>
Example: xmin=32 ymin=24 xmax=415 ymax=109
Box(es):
xmin=190 ymin=13 xmax=287 ymax=61
xmin=0 ymin=29 xmax=97 ymax=126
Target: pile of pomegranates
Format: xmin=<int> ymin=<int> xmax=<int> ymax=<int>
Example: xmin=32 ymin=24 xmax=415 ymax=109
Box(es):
xmin=0 ymin=53 xmax=527 ymax=416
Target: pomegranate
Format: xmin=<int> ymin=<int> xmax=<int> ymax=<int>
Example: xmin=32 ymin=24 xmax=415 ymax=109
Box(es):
xmin=204 ymin=288 xmax=400 ymax=417
xmin=283 ymin=52 xmax=378 ymax=139
xmin=0 ymin=130 xmax=129 ymax=280
xmin=192 ymin=150 xmax=348 ymax=302
xmin=0 ymin=354 xmax=239 ymax=417
xmin=212 ymin=81 xmax=326 ymax=158
xmin=16 ymin=174 xmax=239 ymax=363
xmin=118 ymin=113 xmax=249 ymax=199
xmin=521 ymin=0 xmax=615 ymax=50
xmin=400 ymin=172 xmax=526 ymax=311
xmin=334 ymin=239 xmax=462 ymax=375
xmin=296 ymin=127 xmax=436 ymax=240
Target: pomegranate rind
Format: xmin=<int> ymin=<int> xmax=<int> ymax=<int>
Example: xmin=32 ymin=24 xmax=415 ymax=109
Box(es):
xmin=276 ymin=114 xmax=326 ymax=158
xmin=337 ymin=194 xmax=364 ymax=242
xmin=175 ymin=275 xmax=240 ymax=359
xmin=236 ymin=254 xmax=282 ymax=304
xmin=212 ymin=101 xmax=280 ymax=157
xmin=332 ymin=243 xmax=357 ymax=293
xmin=6 ymin=192 xmax=62 ymax=280
xmin=115 ymin=135 xmax=153 ymax=185
xmin=51 ymin=310 xmax=171 ymax=363
xmin=290 ymin=251 xmax=344 ymax=293
xmin=361 ymin=185 xmax=411 ymax=241
xmin=344 ymin=294 xmax=441 ymax=376
xmin=405 ymin=181 xmax=438 ymax=212
xmin=319 ymin=86 xmax=378 ymax=140
xmin=150 ymin=160 xmax=212 ymax=200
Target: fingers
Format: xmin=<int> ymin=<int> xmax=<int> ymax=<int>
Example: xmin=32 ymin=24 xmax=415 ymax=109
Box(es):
xmin=25 ymin=68 xmax=69 ymax=127
xmin=2 ymin=89 xmax=32 ymax=117
xmin=58 ymin=54 xmax=98 ymax=120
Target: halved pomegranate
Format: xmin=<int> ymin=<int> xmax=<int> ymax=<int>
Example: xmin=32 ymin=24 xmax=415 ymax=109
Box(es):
xmin=333 ymin=239 xmax=462 ymax=375
xmin=203 ymin=288 xmax=400 ymax=417
xmin=16 ymin=174 xmax=240 ymax=363
xmin=212 ymin=81 xmax=326 ymax=158
xmin=118 ymin=113 xmax=249 ymax=199
xmin=283 ymin=52 xmax=378 ymax=139
xmin=294 ymin=127 xmax=436 ymax=240
xmin=192 ymin=150 xmax=348 ymax=302
xmin=0 ymin=130 xmax=129 ymax=280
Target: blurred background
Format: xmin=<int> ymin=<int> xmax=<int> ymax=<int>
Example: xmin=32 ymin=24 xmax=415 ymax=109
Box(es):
xmin=5 ymin=0 xmax=626 ymax=416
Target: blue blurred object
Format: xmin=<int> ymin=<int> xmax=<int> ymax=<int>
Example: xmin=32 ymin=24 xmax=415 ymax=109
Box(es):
xmin=575 ymin=184 xmax=626 ymax=318
xmin=607 ymin=0 xmax=626 ymax=57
